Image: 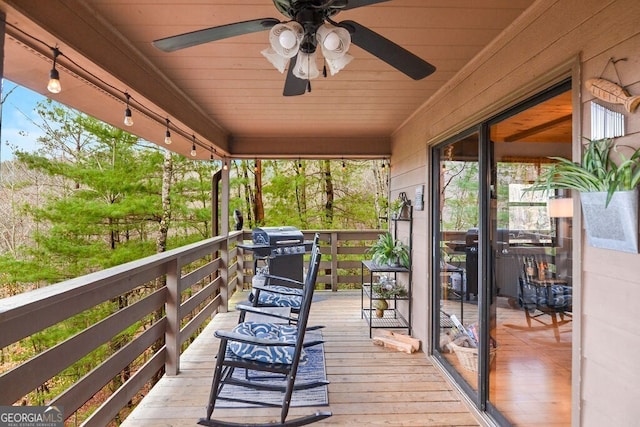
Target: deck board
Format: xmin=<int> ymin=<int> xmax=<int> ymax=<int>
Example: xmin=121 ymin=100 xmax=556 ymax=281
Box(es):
xmin=121 ymin=290 xmax=479 ymax=427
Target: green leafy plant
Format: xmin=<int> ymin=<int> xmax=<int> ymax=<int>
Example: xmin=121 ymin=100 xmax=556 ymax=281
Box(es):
xmin=368 ymin=232 xmax=410 ymax=267
xmin=528 ymin=138 xmax=640 ymax=206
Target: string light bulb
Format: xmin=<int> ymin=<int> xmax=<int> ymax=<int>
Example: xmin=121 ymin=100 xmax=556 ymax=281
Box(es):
xmin=164 ymin=118 xmax=172 ymax=144
xmin=190 ymin=135 xmax=197 ymax=157
xmin=47 ymin=47 xmax=62 ymax=94
xmin=223 ymin=159 xmax=228 ymax=171
xmin=124 ymin=93 xmax=134 ymax=126
xmin=342 ymin=159 xmax=346 ymax=171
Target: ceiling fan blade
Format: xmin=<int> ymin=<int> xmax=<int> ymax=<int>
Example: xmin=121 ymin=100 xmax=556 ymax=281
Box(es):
xmin=338 ymin=20 xmax=436 ymax=80
xmin=283 ymin=55 xmax=308 ymax=96
xmin=153 ymin=18 xmax=280 ymax=52
xmin=343 ymin=0 xmax=391 ymax=10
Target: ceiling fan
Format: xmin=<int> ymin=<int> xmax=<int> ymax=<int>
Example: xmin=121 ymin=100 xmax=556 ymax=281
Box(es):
xmin=153 ymin=0 xmax=436 ymax=96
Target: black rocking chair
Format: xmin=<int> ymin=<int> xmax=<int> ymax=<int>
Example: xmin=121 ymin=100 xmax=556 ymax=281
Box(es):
xmin=244 ymin=233 xmax=320 ymax=324
xmin=198 ymin=245 xmax=331 ymax=427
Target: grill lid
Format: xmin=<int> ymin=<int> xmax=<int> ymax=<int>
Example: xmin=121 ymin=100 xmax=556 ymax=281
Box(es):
xmin=252 ymin=226 xmax=304 ymax=246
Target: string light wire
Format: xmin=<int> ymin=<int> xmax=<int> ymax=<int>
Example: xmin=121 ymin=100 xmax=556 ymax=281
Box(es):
xmin=2 ymin=18 xmax=223 ymax=160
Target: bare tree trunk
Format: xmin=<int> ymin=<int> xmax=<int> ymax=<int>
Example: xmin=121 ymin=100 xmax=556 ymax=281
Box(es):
xmin=373 ymin=160 xmax=389 ymax=229
xmin=253 ymin=159 xmax=264 ymax=225
xmin=295 ymin=160 xmax=308 ymax=227
xmin=156 ymin=149 xmax=172 ymax=253
xmin=239 ymin=161 xmax=253 ymax=227
xmin=322 ymin=160 xmax=334 ymax=227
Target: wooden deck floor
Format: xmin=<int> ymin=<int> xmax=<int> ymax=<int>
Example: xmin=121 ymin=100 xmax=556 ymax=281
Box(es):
xmin=121 ymin=290 xmax=480 ymax=427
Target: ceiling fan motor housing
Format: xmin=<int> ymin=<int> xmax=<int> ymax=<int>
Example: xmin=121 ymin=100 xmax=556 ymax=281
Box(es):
xmin=295 ymin=8 xmax=324 ymax=53
xmin=274 ymin=0 xmax=347 ymax=19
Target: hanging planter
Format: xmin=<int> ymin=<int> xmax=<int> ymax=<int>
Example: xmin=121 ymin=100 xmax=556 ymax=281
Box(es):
xmin=580 ymin=189 xmax=638 ymax=253
xmin=527 ymin=138 xmax=640 ymax=253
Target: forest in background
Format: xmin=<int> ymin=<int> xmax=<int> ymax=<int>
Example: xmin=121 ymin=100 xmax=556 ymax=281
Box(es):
xmin=0 ymin=99 xmax=390 ymax=296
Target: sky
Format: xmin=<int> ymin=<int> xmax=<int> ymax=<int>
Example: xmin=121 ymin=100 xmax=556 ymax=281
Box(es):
xmin=0 ymin=79 xmax=48 ymax=162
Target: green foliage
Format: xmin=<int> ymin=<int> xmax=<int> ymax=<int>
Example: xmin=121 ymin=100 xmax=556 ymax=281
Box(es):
xmin=528 ymin=138 xmax=640 ymax=206
xmin=367 ymin=232 xmax=409 ymax=268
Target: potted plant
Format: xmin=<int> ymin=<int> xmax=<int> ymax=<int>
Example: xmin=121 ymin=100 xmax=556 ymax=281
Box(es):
xmin=372 ymin=276 xmax=408 ymax=317
xmin=368 ymin=232 xmax=410 ymax=268
xmin=528 ymin=137 xmax=640 ymax=252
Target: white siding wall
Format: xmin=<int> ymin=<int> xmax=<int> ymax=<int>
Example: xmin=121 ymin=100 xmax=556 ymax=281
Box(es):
xmin=392 ymin=0 xmax=640 ymax=425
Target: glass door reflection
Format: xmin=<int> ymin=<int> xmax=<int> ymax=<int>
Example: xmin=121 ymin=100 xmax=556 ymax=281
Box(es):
xmin=487 ymin=89 xmax=573 ymax=425
xmin=435 ymin=132 xmax=481 ymax=392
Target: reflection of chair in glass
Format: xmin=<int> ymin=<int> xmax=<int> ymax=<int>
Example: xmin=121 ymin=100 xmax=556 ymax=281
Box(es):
xmin=518 ymin=257 xmax=572 ymax=342
xmin=198 ymin=246 xmax=331 ymax=427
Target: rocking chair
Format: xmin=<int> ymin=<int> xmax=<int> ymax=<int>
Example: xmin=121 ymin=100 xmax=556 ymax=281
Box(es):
xmin=244 ymin=234 xmax=320 ymax=324
xmin=198 ymin=246 xmax=331 ymax=427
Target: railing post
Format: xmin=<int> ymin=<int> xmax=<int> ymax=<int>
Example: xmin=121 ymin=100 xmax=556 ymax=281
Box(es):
xmin=237 ymin=244 xmax=245 ymax=291
xmin=165 ymin=258 xmax=180 ymax=376
xmin=331 ymin=232 xmax=338 ymax=291
xmin=220 ymin=238 xmax=229 ymax=312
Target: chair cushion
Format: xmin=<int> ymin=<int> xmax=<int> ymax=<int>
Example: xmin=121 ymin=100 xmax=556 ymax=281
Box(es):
xmin=228 ymin=322 xmax=301 ymax=364
xmin=256 ymin=286 xmax=303 ymax=309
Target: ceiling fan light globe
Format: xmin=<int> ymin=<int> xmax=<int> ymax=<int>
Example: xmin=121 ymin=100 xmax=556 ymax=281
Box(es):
xmin=292 ymin=51 xmax=320 ymax=80
xmin=317 ymin=24 xmax=351 ymax=60
xmin=323 ymin=32 xmax=340 ymax=51
xmin=269 ymin=22 xmax=303 ymax=58
xmin=261 ymin=48 xmax=289 ymax=73
xmin=326 ymin=53 xmax=353 ymax=75
xmin=279 ymin=30 xmax=297 ymax=49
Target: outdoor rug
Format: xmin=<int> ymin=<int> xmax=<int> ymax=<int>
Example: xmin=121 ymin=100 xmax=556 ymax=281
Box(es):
xmin=216 ymin=332 xmax=328 ymax=408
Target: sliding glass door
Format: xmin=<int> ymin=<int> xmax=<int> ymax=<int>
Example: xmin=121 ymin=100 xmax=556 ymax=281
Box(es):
xmin=433 ymin=130 xmax=482 ymax=399
xmin=432 ymin=81 xmax=573 ymax=425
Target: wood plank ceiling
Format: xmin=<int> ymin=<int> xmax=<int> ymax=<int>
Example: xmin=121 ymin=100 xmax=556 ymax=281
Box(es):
xmin=0 ymin=0 xmax=537 ymax=160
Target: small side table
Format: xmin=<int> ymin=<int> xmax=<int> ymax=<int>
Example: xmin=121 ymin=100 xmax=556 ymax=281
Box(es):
xmin=361 ymin=260 xmax=411 ymax=338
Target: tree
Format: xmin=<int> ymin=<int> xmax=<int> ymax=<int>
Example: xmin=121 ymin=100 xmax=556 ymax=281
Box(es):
xmin=253 ymin=159 xmax=264 ymax=225
xmin=156 ymin=149 xmax=173 ymax=253
xmin=322 ymin=160 xmax=334 ymax=227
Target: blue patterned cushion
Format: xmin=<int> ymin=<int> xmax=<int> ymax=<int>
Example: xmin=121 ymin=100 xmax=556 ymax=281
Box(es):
xmin=228 ymin=322 xmax=302 ymax=364
xmin=256 ymin=286 xmax=303 ymax=309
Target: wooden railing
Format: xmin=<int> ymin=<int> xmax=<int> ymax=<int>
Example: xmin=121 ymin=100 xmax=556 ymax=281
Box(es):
xmin=0 ymin=229 xmax=382 ymax=425
xmin=237 ymin=230 xmax=384 ymax=291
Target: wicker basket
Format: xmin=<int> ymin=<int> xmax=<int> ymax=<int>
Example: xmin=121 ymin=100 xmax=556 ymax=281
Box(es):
xmin=448 ymin=342 xmax=496 ymax=372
